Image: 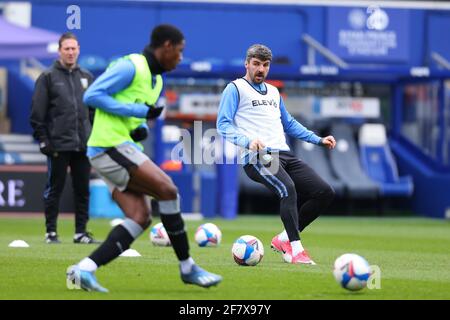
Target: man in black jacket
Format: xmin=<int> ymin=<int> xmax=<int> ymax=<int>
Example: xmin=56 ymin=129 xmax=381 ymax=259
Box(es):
xmin=30 ymin=32 xmax=99 ymax=244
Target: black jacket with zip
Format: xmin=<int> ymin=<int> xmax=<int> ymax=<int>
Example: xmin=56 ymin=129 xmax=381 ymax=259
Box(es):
xmin=30 ymin=60 xmax=94 ymax=152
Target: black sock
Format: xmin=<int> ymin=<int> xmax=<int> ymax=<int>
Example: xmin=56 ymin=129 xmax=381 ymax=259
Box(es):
xmin=160 ymin=213 xmax=190 ymax=261
xmin=89 ymin=225 xmax=134 ymax=267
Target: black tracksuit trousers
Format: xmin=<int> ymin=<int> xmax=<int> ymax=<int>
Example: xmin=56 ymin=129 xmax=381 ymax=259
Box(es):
xmin=244 ymin=151 xmax=335 ymax=242
xmin=44 ymin=151 xmax=90 ymax=234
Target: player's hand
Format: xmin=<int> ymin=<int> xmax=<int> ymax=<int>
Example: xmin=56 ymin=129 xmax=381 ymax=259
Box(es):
xmin=249 ymin=139 xmax=266 ymax=151
xmin=39 ymin=140 xmax=55 ymax=156
xmin=130 ymin=126 xmax=148 ymax=142
xmin=320 ymin=135 xmax=336 ymax=149
xmin=145 ymin=104 xmax=164 ymax=119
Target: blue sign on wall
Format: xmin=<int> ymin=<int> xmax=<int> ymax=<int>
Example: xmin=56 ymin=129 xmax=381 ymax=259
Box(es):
xmin=327 ymin=6 xmax=410 ymax=63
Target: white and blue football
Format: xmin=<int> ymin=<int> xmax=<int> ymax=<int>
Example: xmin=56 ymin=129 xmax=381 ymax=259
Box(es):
xmin=194 ymin=223 xmax=222 ymax=247
xmin=333 ymin=253 xmax=371 ymax=291
xmin=232 ymin=235 xmax=264 ymax=266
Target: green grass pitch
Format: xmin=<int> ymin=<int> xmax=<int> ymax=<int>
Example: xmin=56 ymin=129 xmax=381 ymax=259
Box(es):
xmin=1 ymin=215 xmax=449 ymax=300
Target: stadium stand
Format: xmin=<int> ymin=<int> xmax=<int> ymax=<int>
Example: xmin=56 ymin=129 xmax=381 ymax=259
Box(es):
xmin=329 ymin=123 xmax=379 ymax=199
xmin=0 ymin=134 xmax=45 ymax=164
xmin=78 ymin=54 xmax=108 ymax=73
xmin=359 ymin=123 xmax=414 ymax=197
xmin=3 ymin=0 xmax=450 ymax=218
xmin=294 ymin=140 xmax=345 ymax=196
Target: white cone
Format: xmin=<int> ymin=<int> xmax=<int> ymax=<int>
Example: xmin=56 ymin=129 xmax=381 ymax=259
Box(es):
xmin=110 ymin=218 xmax=124 ymax=227
xmin=8 ymin=240 xmax=30 ymax=248
xmin=119 ymin=249 xmax=141 ymax=257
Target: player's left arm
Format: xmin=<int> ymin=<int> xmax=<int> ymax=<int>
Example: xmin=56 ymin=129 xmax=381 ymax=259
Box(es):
xmin=280 ymin=97 xmax=336 ymax=149
xmin=319 ymin=135 xmax=336 ymax=149
xmin=83 ymin=59 xmax=149 ymax=118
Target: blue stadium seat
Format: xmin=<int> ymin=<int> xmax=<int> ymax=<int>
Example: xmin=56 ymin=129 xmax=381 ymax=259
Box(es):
xmin=329 ymin=123 xmax=379 ymax=198
xmin=294 ymin=140 xmax=345 ymax=196
xmin=0 ymin=151 xmax=21 ymax=164
xmin=359 ymin=124 xmax=413 ymax=197
xmin=78 ymin=54 xmax=108 ymax=72
xmin=0 ymin=134 xmax=46 ymax=164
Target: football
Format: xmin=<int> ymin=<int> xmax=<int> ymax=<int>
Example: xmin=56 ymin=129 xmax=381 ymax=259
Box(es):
xmin=231 ymin=235 xmax=264 ymax=266
xmin=194 ymin=223 xmax=222 ymax=247
xmin=333 ymin=253 xmax=371 ymax=291
xmin=149 ymin=222 xmax=171 ymax=246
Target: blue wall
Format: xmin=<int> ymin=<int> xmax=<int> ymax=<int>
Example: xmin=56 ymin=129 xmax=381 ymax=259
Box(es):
xmin=29 ymin=1 xmax=328 ymax=67
xmin=427 ymin=11 xmax=450 ymax=67
xmin=29 ymin=1 xmax=450 ymax=68
xmin=7 ymin=65 xmax=34 ymax=134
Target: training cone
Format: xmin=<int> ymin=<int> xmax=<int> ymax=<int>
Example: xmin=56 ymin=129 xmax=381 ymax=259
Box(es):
xmin=119 ymin=249 xmax=141 ymax=257
xmin=8 ymin=240 xmax=30 ymax=248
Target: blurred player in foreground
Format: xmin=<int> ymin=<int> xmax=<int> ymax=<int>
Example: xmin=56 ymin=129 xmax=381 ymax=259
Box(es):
xmin=66 ymin=24 xmax=222 ymax=292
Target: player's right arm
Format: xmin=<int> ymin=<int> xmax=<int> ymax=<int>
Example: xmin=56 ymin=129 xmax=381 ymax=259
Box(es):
xmin=83 ymin=59 xmax=150 ymax=118
xmin=216 ymin=83 xmax=253 ymax=149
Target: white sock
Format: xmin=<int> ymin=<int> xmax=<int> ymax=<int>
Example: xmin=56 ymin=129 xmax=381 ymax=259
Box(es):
xmin=278 ymin=230 xmax=289 ymax=242
xmin=74 ymin=233 xmax=84 ymax=239
xmin=291 ymin=240 xmax=304 ymax=256
xmin=78 ymin=257 xmax=98 ymax=272
xmin=180 ymin=257 xmax=195 ymax=274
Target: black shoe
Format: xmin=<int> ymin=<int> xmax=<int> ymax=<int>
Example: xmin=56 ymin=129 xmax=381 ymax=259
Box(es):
xmin=73 ymin=232 xmax=101 ymax=244
xmin=45 ymin=232 xmax=61 ymax=244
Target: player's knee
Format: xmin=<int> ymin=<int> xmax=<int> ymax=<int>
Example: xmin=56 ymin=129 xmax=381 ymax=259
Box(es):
xmin=134 ymin=209 xmax=152 ymax=228
xmin=158 ymin=182 xmax=178 ymax=200
xmin=282 ymin=183 xmax=297 ymax=201
xmin=329 ymin=186 xmax=336 ymax=200
xmin=317 ymin=185 xmax=335 ymax=203
xmin=324 ymin=185 xmax=336 ymax=200
xmin=142 ymin=214 xmax=152 ymax=230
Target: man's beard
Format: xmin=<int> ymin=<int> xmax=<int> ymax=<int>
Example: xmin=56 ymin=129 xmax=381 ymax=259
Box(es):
xmin=253 ymin=73 xmax=265 ymax=83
